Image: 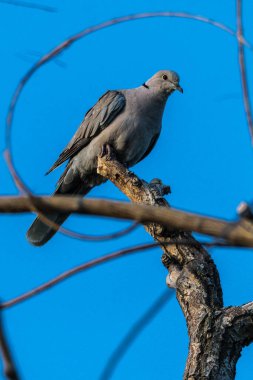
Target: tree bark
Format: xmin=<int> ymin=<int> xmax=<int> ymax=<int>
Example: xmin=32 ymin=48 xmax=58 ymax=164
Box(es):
xmin=97 ymin=146 xmax=253 ymax=380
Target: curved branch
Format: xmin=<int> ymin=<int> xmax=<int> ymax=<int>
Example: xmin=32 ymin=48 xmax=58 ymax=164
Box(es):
xmin=236 ymin=0 xmax=253 ymax=143
xmin=0 ymin=312 xmax=19 ymax=380
xmin=0 ymin=242 xmax=159 ymax=310
xmin=0 ymin=0 xmax=56 ymax=12
xmin=100 ymin=290 xmax=172 ymax=380
xmin=0 ymin=239 xmax=229 ymax=311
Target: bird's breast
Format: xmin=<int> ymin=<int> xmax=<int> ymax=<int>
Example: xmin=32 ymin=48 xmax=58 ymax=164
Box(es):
xmin=113 ymin=110 xmax=162 ymax=166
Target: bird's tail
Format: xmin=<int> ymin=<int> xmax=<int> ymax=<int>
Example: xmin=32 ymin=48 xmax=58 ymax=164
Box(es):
xmin=26 ymin=209 xmax=71 ymax=247
xmin=26 ymin=179 xmax=93 ymax=247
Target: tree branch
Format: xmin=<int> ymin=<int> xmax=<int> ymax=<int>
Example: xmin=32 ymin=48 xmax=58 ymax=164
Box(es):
xmin=1 ymin=195 xmax=253 ymax=247
xmin=236 ymin=0 xmax=253 ymax=143
xmin=100 ymin=290 xmax=172 ymax=380
xmin=96 ymin=148 xmax=253 ymax=380
xmin=0 ymin=0 xmax=56 ymax=12
xmin=0 ymin=313 xmax=19 ymax=380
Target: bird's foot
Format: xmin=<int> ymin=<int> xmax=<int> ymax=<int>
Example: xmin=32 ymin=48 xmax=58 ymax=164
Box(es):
xmin=150 ymin=178 xmax=171 ymax=196
xmin=99 ymin=144 xmax=107 ymax=158
xmin=99 ymin=144 xmax=115 ymax=161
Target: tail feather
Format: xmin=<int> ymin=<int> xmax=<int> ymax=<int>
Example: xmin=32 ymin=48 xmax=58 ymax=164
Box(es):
xmin=26 ymin=212 xmax=70 ymax=246
xmin=26 ymin=173 xmax=95 ymax=246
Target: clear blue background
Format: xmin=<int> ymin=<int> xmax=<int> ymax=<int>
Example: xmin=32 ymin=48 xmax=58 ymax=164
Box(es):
xmin=1 ymin=0 xmax=253 ymax=379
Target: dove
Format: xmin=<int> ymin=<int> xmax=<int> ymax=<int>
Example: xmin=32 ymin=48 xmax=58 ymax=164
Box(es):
xmin=27 ymin=70 xmax=183 ymax=246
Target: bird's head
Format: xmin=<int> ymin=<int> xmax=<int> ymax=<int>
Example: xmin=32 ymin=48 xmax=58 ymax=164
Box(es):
xmin=143 ymin=70 xmax=183 ymax=96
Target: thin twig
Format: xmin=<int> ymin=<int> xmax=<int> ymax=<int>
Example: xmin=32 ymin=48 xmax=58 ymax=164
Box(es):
xmin=236 ymin=0 xmax=253 ymax=143
xmin=0 ymin=242 xmax=159 ymax=310
xmin=0 ymin=0 xmax=56 ymax=12
xmin=61 ymin=221 xmax=139 ymax=242
xmin=0 ymin=239 xmax=247 ymax=311
xmin=0 ymin=312 xmax=19 ymax=380
xmin=99 ymin=290 xmax=173 ymax=380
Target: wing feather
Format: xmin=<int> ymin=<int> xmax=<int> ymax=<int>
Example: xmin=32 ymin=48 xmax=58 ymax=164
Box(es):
xmin=46 ymin=90 xmax=125 ymax=174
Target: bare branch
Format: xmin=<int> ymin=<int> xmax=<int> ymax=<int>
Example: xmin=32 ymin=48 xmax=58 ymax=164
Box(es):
xmin=1 ymin=195 xmax=253 ymax=246
xmin=0 ymin=242 xmax=160 ymax=310
xmin=70 ymin=221 xmax=139 ymax=241
xmin=236 ymin=0 xmax=253 ymax=143
xmin=0 ymin=0 xmax=56 ymax=12
xmin=0 ymin=313 xmax=19 ymax=380
xmin=99 ymin=290 xmax=173 ymax=380
xmin=0 ymin=239 xmax=229 ymax=311
xmin=58 ymin=221 xmax=139 ymax=242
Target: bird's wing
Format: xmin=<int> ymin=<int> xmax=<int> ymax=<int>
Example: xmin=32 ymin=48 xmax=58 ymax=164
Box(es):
xmin=46 ymin=90 xmax=126 ymax=174
xmin=136 ymin=133 xmax=160 ymax=163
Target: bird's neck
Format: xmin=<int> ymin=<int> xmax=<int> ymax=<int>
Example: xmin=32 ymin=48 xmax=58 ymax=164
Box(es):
xmin=139 ymin=86 xmax=170 ymax=116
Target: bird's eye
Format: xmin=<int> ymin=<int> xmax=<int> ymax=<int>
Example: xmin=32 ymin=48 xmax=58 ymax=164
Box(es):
xmin=162 ymin=74 xmax=168 ymax=80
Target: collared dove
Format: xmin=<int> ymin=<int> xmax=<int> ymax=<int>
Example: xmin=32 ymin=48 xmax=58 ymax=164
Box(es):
xmin=27 ymin=70 xmax=182 ymax=246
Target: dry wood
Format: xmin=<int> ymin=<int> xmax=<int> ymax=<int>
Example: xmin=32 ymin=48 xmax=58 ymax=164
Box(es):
xmin=96 ymin=146 xmax=253 ymax=380
xmin=1 ymin=196 xmax=253 ymax=247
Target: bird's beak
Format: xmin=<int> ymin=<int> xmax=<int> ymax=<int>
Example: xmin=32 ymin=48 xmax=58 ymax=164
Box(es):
xmin=175 ymin=84 xmax=183 ymax=93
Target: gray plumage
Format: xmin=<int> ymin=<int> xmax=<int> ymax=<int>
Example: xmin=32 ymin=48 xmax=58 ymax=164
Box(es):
xmin=27 ymin=70 xmax=182 ymax=246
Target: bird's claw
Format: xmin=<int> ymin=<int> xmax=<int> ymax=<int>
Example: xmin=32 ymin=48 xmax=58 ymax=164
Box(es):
xmin=100 ymin=144 xmax=107 ymax=158
xmin=150 ymin=178 xmax=171 ymax=195
xmin=99 ymin=144 xmax=114 ymax=160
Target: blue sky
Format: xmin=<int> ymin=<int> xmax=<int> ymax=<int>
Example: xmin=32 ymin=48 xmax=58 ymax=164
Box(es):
xmin=1 ymin=0 xmax=253 ymax=379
